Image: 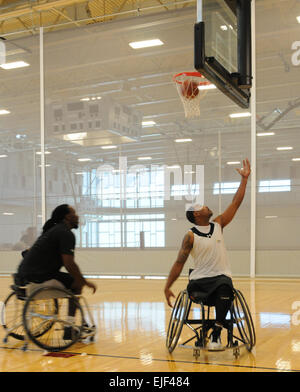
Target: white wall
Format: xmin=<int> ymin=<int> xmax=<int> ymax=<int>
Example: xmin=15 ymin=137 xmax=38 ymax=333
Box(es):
xmin=2 ymin=248 xmax=300 ymax=278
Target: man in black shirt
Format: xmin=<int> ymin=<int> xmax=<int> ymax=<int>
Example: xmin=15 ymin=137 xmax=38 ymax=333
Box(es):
xmin=17 ymin=204 xmax=96 ymax=294
xmin=16 ymin=204 xmax=96 ymax=339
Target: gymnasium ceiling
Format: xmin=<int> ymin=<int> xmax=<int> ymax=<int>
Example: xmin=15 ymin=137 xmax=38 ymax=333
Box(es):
xmin=0 ymin=0 xmax=300 ymax=171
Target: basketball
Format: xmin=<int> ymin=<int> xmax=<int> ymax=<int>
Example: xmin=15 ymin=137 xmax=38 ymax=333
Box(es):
xmin=181 ymin=79 xmax=199 ymax=99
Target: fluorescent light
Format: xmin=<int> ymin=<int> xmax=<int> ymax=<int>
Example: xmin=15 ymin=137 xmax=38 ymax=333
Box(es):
xmin=265 ymin=216 xmax=278 ymax=219
xmin=101 ymin=145 xmax=117 ymax=149
xmin=3 ymin=212 xmax=14 ymax=216
xmin=80 ymin=97 xmax=90 ymax=101
xmin=297 ymin=16 xmax=300 ymax=23
xmin=38 ymin=164 xmax=51 ymax=167
xmin=257 ymin=132 xmax=275 ymax=136
xmin=167 ymin=165 xmax=180 ymax=169
xmin=144 ymin=276 xmax=166 ymax=280
xmin=229 ymin=112 xmax=251 ymax=118
xmin=78 ymin=158 xmax=91 ymax=162
xmin=276 ymin=147 xmax=293 ymax=151
xmin=292 ymin=158 xmax=300 ymax=161
xmin=175 ymin=138 xmax=192 ymax=143
xmin=0 ymin=109 xmax=10 ymax=115
xmin=0 ymin=61 xmax=29 ymax=69
xmin=137 ymin=156 xmax=152 ymax=161
xmin=227 ymin=161 xmax=241 ymax=165
xmin=198 ymin=84 xmax=216 ymax=90
xmin=75 ymin=172 xmax=84 ymax=175
xmin=0 ymin=154 xmax=7 ymax=158
xmin=63 ymin=132 xmax=87 ymax=141
xmin=220 ymin=25 xmax=228 ymax=31
xmin=36 ymin=151 xmax=51 ymax=155
xmin=129 ymin=39 xmax=164 ymax=49
xmin=142 ymin=120 xmax=156 ymax=127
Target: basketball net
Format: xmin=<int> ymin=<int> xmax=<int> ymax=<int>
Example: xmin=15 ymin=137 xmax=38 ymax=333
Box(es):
xmin=173 ymin=72 xmax=211 ymax=118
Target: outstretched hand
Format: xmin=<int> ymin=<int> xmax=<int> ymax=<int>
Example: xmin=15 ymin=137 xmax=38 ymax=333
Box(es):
xmin=236 ymin=158 xmax=251 ymax=179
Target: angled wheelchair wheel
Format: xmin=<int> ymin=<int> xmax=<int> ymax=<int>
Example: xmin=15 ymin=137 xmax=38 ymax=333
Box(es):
xmin=232 ymin=289 xmax=256 ymax=351
xmin=166 ymin=290 xmax=189 ymax=353
xmin=23 ymin=287 xmax=84 ymax=352
xmin=2 ymin=292 xmax=26 ymax=341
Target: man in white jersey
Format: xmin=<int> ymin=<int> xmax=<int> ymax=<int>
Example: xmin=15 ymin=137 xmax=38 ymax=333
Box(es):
xmin=164 ymin=158 xmax=251 ymax=350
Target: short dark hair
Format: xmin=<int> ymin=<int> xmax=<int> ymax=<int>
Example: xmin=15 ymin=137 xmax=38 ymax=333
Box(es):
xmin=186 ymin=209 xmax=195 ymax=224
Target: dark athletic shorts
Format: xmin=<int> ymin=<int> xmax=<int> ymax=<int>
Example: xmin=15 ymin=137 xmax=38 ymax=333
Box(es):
xmin=187 ymin=274 xmax=233 ymax=304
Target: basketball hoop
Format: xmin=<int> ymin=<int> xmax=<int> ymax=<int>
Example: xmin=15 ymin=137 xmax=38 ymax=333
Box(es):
xmin=173 ymin=71 xmax=211 ymax=118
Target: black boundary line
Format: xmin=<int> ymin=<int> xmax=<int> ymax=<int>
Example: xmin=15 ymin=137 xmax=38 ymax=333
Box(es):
xmin=0 ymin=345 xmax=298 ymax=372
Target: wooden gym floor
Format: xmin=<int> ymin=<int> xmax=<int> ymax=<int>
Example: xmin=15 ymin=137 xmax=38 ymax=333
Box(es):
xmin=0 ymin=276 xmax=300 ymax=372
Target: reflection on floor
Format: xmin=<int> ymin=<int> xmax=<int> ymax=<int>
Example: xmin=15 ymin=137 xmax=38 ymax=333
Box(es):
xmin=0 ymin=276 xmax=300 ymax=372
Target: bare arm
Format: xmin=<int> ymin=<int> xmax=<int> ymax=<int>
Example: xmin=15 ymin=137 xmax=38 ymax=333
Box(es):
xmin=214 ymin=158 xmax=251 ymax=228
xmin=62 ymin=254 xmax=97 ymax=294
xmin=164 ymin=231 xmax=194 ymax=307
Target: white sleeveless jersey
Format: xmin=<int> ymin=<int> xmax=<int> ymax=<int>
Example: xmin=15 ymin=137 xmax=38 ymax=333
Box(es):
xmin=189 ymin=221 xmax=232 ymax=280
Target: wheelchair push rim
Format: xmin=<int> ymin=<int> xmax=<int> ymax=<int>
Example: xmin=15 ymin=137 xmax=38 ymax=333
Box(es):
xmin=232 ymin=289 xmax=256 ymax=351
xmin=166 ymin=290 xmax=189 ymax=353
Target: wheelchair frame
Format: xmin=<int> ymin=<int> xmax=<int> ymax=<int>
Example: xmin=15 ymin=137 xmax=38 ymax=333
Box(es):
xmin=2 ymin=283 xmax=96 ymax=352
xmin=166 ymin=288 xmax=256 ymax=359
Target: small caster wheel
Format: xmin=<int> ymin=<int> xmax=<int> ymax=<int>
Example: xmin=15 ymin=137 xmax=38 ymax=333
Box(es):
xmin=233 ymin=347 xmax=240 ymax=359
xmin=3 ymin=337 xmax=8 ymax=344
xmin=90 ymin=336 xmax=95 ymax=342
xmin=193 ymin=348 xmax=200 ymax=358
xmin=22 ymin=343 xmax=28 ymax=352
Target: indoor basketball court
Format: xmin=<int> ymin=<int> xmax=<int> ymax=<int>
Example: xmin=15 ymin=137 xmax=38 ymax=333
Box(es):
xmin=0 ymin=0 xmax=300 ymax=376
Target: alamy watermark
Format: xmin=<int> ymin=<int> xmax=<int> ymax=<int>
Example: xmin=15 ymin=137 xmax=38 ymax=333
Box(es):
xmin=96 ymin=157 xmax=204 ymax=211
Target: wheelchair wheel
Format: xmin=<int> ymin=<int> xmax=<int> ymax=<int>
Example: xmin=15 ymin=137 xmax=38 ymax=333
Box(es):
xmin=166 ymin=290 xmax=189 ymax=353
xmin=23 ymin=287 xmax=84 ymax=352
xmin=232 ymin=289 xmax=256 ymax=351
xmin=2 ymin=292 xmax=26 ymax=341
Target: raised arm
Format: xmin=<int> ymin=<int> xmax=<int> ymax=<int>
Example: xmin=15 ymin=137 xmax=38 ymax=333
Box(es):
xmin=214 ymin=158 xmax=251 ymax=229
xmin=164 ymin=231 xmax=194 ymax=307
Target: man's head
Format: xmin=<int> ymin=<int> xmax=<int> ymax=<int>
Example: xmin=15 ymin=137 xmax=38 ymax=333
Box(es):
xmin=51 ymin=204 xmax=79 ymax=229
xmin=186 ymin=204 xmax=213 ymax=225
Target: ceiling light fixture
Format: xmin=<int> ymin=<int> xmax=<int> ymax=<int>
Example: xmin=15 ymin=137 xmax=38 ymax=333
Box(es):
xmin=229 ymin=112 xmax=251 ymax=118
xmin=101 ymin=145 xmax=117 ymax=149
xmin=198 ymin=84 xmax=216 ymax=90
xmin=175 ymin=138 xmax=192 ymax=143
xmin=257 ymin=132 xmax=275 ymax=136
xmin=78 ymin=158 xmax=92 ymax=162
xmin=129 ymin=39 xmax=164 ymax=49
xmin=276 ymin=147 xmax=293 ymax=151
xmin=227 ymin=161 xmax=241 ymax=165
xmin=137 ymin=156 xmax=152 ymax=161
xmin=142 ymin=121 xmax=156 ymax=127
xmin=0 ymin=61 xmax=29 ymax=70
xmin=0 ymin=109 xmax=10 ymax=115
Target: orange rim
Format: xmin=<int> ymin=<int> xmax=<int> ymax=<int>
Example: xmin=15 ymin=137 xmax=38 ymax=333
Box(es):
xmin=173 ymin=71 xmax=211 ymax=86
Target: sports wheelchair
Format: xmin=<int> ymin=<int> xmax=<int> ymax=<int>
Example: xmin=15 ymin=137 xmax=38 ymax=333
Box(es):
xmin=1 ymin=276 xmax=96 ymax=352
xmin=166 ymin=287 xmax=256 ymax=359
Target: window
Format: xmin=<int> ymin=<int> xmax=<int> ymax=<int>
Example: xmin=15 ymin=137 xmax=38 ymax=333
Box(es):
xmin=77 ymin=214 xmax=165 ymax=248
xmin=213 ymin=182 xmax=240 ymax=195
xmin=259 ymin=179 xmax=291 ymax=193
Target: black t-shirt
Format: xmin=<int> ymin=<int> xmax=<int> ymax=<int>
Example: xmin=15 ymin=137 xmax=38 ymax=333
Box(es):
xmin=17 ymin=223 xmax=75 ymax=278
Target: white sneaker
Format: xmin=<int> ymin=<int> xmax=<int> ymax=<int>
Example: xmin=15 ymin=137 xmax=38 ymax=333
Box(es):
xmin=207 ymin=334 xmax=224 ymax=351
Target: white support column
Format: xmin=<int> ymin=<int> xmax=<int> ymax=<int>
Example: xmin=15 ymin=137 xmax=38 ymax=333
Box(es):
xmin=250 ymin=0 xmax=256 ymax=278
xmin=197 ymin=0 xmax=203 ymax=22
xmin=40 ymin=27 xmax=46 ymax=225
